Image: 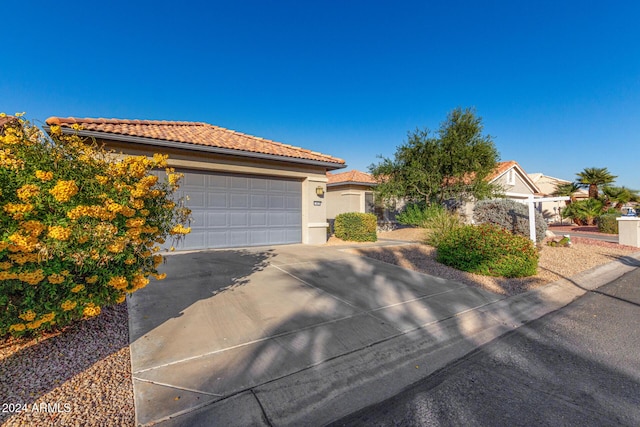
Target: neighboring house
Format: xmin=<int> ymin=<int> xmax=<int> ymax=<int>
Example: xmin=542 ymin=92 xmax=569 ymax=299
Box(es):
xmin=462 ymin=161 xmax=543 ymax=220
xmin=45 ymin=117 xmax=346 ymax=250
xmin=326 ymin=170 xmax=400 ymax=226
xmin=528 ymin=172 xmax=588 ymax=223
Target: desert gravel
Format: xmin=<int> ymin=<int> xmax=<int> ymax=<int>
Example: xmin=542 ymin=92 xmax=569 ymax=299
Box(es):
xmin=350 ymin=228 xmax=640 ymax=296
xmin=1 ymin=228 xmax=637 ymax=426
xmin=0 ymin=303 xmax=133 ymax=427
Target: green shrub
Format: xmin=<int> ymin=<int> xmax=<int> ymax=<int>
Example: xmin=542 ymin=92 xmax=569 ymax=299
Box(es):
xmin=0 ymin=115 xmax=191 ymax=338
xmin=598 ymin=212 xmax=622 ymax=234
xmin=436 ymin=224 xmax=538 ymax=277
xmin=396 ymin=202 xmax=445 ymax=227
xmin=473 ymin=199 xmax=547 ymax=243
xmin=334 ymin=212 xmax=377 ymax=242
xmin=423 ymin=210 xmax=464 ymax=247
xmin=562 ymin=199 xmax=604 ymax=226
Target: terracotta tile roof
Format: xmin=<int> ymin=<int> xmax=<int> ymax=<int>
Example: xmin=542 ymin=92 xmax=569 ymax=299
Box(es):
xmin=327 ymin=170 xmax=377 ymax=185
xmin=487 ymin=160 xmax=518 ymax=182
xmin=45 ymin=117 xmax=345 ymax=166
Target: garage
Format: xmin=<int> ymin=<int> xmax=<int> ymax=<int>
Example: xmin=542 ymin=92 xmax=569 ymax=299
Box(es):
xmin=46 ymin=116 xmax=345 ymax=248
xmin=175 ymin=170 xmax=302 ymax=250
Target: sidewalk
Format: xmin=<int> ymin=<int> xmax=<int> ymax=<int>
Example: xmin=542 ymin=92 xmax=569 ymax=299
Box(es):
xmin=129 ymin=243 xmax=640 ymax=426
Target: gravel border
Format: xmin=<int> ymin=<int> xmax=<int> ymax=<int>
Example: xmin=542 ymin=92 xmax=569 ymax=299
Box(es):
xmin=0 ymin=303 xmax=133 ymax=427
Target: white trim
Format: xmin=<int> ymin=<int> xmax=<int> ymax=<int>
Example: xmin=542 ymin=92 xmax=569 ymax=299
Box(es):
xmin=308 ymin=222 xmax=329 ymax=228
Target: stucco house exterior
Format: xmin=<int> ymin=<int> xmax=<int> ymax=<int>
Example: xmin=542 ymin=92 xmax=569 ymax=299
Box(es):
xmin=326 ymin=170 xmax=401 ymax=227
xmin=528 ymin=173 xmax=589 ymax=223
xmin=45 ymin=117 xmax=346 ymax=250
xmin=461 ymin=161 xmax=543 ymax=220
xmin=326 ymin=170 xmax=377 ymax=219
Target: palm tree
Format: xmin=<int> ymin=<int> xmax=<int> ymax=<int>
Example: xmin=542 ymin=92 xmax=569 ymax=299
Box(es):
xmin=562 ymin=198 xmax=605 ymax=225
xmin=552 ymin=182 xmax=581 ymax=204
xmin=602 ymin=186 xmax=640 ymax=210
xmin=576 ymin=167 xmax=617 ymax=199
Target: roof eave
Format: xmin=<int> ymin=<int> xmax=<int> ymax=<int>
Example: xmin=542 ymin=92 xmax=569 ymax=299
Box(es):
xmin=47 ymin=127 xmax=346 ymax=170
xmin=327 ymin=181 xmax=377 ymax=188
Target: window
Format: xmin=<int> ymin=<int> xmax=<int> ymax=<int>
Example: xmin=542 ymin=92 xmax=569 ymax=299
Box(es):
xmin=364 ymin=192 xmax=375 ymax=214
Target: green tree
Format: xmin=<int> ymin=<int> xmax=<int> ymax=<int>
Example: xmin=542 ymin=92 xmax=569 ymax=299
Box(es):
xmin=369 ymin=107 xmax=500 ymax=206
xmin=576 ymin=167 xmax=617 ymax=199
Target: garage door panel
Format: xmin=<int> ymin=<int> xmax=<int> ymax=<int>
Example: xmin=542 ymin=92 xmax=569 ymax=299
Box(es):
xmin=286 ymin=212 xmax=302 ymax=226
xmin=208 ymin=192 xmax=228 ymax=208
xmin=231 ymin=176 xmax=249 ymax=190
xmin=209 ymin=175 xmax=227 ymax=187
xmin=285 ymin=229 xmax=301 ymax=242
xmin=229 ymin=212 xmax=248 ymax=227
xmin=190 ymin=210 xmax=207 ymax=228
xmin=269 ymin=180 xmax=286 ymax=191
xmin=183 ymin=232 xmax=206 ymax=250
xmin=188 ymin=192 xmax=206 ymax=208
xmin=230 ymin=193 xmax=249 ymax=209
xmin=269 ymin=195 xmax=285 ymax=209
xmin=250 ymin=230 xmax=269 ymax=245
xmin=250 ymin=194 xmax=268 ymax=209
xmin=286 ymin=195 xmax=301 ymax=209
xmin=175 ymin=171 xmax=301 ymax=249
xmin=208 ymin=212 xmax=227 ymax=227
xmin=207 ymin=231 xmax=228 ymax=247
xmin=286 ymin=181 xmax=300 ymax=192
xmin=249 ymin=212 xmax=267 ymax=226
xmin=184 ymin=174 xmax=207 ymax=188
xmin=229 ymin=231 xmax=249 ymax=246
xmin=251 ymin=179 xmax=268 ymax=191
xmin=269 ymin=212 xmax=286 ymax=227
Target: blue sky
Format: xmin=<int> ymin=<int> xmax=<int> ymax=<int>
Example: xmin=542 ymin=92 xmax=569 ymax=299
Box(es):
xmin=2 ymin=1 xmax=639 ymax=190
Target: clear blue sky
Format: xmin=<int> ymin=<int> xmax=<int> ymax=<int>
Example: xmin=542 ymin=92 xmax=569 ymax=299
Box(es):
xmin=2 ymin=1 xmax=639 ymax=190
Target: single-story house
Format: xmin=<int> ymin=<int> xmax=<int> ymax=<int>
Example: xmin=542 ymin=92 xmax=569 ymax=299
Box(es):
xmin=326 ymin=170 xmax=400 ymax=227
xmin=461 ymin=161 xmax=543 ymax=219
xmin=45 ymin=117 xmax=346 ymax=250
xmin=528 ymin=173 xmax=589 ymax=223
xmin=326 ymin=170 xmax=377 ymax=219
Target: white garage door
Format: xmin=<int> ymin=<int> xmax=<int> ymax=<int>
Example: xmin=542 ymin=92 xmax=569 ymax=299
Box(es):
xmin=172 ymin=171 xmax=302 ymax=250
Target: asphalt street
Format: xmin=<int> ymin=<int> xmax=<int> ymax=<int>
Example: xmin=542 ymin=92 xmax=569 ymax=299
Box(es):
xmin=332 ymin=265 xmax=640 ymax=427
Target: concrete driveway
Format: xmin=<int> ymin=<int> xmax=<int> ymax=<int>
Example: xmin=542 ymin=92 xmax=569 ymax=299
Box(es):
xmin=127 ymin=243 xmax=514 ymax=425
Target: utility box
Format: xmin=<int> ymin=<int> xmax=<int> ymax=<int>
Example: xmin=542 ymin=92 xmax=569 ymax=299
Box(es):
xmin=617 ymin=217 xmax=640 ymax=247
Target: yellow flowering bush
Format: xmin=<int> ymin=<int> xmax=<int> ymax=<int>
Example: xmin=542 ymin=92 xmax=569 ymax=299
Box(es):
xmin=0 ymin=115 xmax=191 ymax=337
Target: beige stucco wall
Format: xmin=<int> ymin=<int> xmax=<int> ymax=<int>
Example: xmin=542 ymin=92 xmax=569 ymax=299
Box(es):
xmin=326 ymin=184 xmax=371 ymax=219
xmin=494 ymin=172 xmax=534 ymax=196
xmin=98 ymin=138 xmax=333 ymax=245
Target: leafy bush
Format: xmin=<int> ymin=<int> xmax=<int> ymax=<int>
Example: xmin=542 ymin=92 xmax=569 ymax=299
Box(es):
xmin=334 ymin=212 xmax=377 ymax=242
xmin=423 ymin=209 xmax=464 ymax=247
xmin=0 ymin=115 xmax=191 ymax=337
xmin=562 ymin=199 xmax=604 ymax=226
xmin=396 ymin=202 xmax=445 ymax=227
xmin=473 ymin=199 xmax=547 ymax=243
xmin=598 ymin=212 xmax=622 ymax=234
xmin=436 ymin=224 xmax=538 ymax=277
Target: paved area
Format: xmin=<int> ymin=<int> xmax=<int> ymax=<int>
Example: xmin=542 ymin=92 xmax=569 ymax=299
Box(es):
xmin=548 ymin=225 xmax=618 ymax=243
xmin=127 ymin=243 xmax=640 ymax=426
xmin=332 ymin=262 xmax=640 ymax=426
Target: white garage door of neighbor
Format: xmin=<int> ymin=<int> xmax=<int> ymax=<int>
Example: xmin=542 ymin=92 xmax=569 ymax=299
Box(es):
xmin=173 ymin=171 xmax=302 ymax=250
